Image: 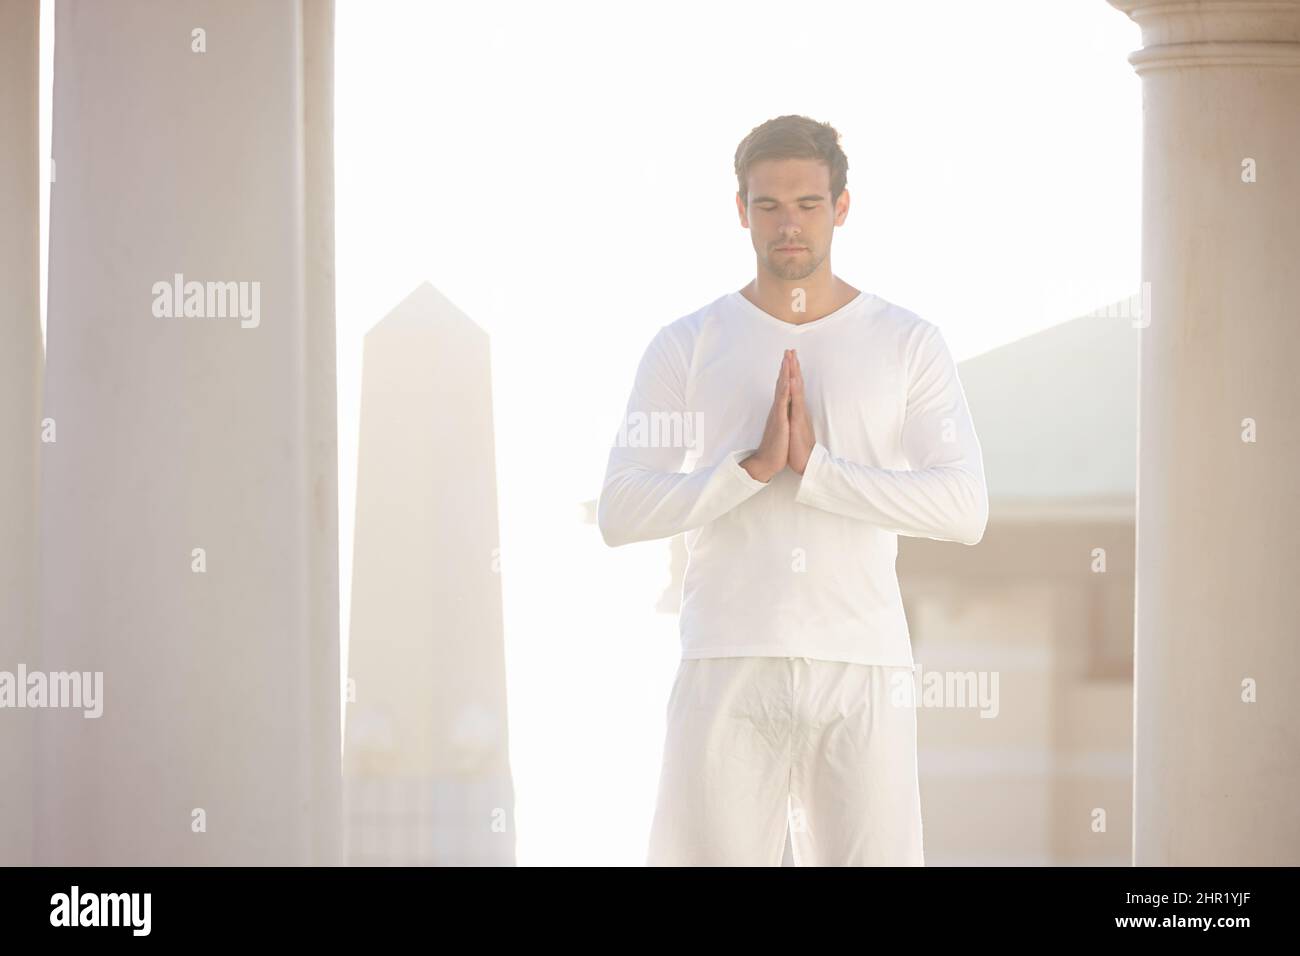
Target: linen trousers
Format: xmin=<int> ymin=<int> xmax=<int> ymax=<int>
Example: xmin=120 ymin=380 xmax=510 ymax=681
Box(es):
xmin=647 ymin=655 xmax=924 ymax=866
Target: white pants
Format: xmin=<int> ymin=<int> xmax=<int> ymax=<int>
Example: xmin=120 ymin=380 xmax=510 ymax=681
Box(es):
xmin=647 ymin=656 xmax=924 ymax=866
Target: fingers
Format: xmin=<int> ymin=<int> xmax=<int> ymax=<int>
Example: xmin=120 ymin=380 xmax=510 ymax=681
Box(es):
xmin=789 ymin=349 xmax=804 ymax=410
xmin=776 ymin=349 xmax=791 ymax=404
xmin=783 ymin=351 xmax=793 ymax=410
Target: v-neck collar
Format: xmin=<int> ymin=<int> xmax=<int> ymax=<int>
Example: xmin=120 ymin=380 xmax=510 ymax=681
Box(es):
xmin=731 ymin=289 xmax=870 ymax=334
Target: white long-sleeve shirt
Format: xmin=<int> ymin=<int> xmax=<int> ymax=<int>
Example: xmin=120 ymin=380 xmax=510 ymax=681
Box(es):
xmin=598 ymin=288 xmax=988 ymax=667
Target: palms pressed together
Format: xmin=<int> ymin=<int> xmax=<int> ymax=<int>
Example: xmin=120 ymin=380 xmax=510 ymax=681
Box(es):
xmin=743 ymin=348 xmax=817 ymax=483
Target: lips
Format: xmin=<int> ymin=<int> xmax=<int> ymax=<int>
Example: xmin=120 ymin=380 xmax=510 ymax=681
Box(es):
xmin=776 ymin=246 xmax=806 ymax=252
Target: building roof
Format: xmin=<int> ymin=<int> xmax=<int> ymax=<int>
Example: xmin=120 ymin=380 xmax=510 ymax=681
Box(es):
xmin=957 ymin=302 xmax=1138 ymax=517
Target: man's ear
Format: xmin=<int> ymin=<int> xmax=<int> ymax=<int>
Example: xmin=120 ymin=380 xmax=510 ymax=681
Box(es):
xmin=736 ymin=192 xmax=749 ymax=227
xmin=834 ymin=188 xmax=850 ymax=226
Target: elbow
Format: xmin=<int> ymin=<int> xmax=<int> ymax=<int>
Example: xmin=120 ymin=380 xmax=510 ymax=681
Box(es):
xmin=959 ymin=488 xmax=990 ymax=546
xmin=596 ymin=494 xmax=629 ymax=548
xmin=597 ymin=471 xmax=656 ymax=547
xmin=946 ymin=472 xmax=988 ymax=545
xmin=599 ymin=522 xmax=627 ymax=549
xmin=960 ymin=517 xmax=987 ymax=546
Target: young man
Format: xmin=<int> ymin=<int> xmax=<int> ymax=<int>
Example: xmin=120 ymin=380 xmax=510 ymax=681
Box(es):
xmin=597 ymin=115 xmax=988 ymax=866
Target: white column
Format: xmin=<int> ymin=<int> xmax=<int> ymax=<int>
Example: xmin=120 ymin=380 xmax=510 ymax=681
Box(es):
xmin=35 ymin=0 xmax=341 ymax=865
xmin=1109 ymin=0 xmax=1300 ymax=864
xmin=0 ymin=0 xmax=41 ymax=867
xmin=343 ymin=283 xmax=515 ymax=866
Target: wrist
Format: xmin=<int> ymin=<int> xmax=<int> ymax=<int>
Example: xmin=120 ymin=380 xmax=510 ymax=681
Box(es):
xmin=791 ymin=444 xmax=812 ymax=475
xmin=787 ymin=436 xmax=815 ymax=475
xmin=741 ymin=454 xmax=777 ymax=483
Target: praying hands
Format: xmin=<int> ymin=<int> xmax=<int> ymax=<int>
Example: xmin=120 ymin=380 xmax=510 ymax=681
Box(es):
xmin=741 ymin=349 xmax=816 ymax=483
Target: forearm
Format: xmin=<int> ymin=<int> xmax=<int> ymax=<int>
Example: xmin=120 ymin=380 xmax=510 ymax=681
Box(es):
xmin=794 ymin=441 xmax=989 ymax=545
xmin=598 ymin=447 xmax=769 ymax=547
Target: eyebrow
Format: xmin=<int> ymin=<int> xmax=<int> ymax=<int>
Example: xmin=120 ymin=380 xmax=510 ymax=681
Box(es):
xmin=751 ymin=194 xmax=825 ymax=203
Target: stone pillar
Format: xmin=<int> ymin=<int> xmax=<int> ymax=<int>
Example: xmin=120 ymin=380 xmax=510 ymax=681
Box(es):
xmin=35 ymin=0 xmax=341 ymax=864
xmin=0 ymin=0 xmax=41 ymax=867
xmin=1108 ymin=0 xmax=1300 ymax=864
xmin=343 ymin=283 xmax=515 ymax=866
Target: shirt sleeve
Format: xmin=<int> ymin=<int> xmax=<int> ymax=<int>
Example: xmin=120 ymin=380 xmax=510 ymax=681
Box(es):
xmin=597 ymin=325 xmax=770 ymax=547
xmin=793 ymin=321 xmax=989 ymax=545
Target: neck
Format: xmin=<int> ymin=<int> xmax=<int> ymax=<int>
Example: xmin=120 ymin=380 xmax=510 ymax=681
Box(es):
xmin=742 ymin=269 xmax=859 ymax=325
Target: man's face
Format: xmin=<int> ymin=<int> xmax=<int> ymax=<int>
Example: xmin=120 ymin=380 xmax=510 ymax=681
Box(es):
xmin=737 ymin=158 xmax=850 ymax=281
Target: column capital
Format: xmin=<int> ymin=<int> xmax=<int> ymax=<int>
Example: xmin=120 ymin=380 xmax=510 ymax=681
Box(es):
xmin=1108 ymin=0 xmax=1300 ymax=71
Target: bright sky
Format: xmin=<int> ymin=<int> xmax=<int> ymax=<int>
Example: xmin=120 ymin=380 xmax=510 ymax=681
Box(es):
xmin=38 ymin=0 xmax=1142 ymax=866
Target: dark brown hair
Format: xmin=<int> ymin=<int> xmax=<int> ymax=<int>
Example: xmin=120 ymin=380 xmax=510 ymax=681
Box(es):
xmin=734 ymin=115 xmax=849 ymax=207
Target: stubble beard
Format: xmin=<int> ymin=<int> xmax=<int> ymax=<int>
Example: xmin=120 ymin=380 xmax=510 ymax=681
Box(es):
xmin=764 ymin=245 xmax=824 ymax=281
